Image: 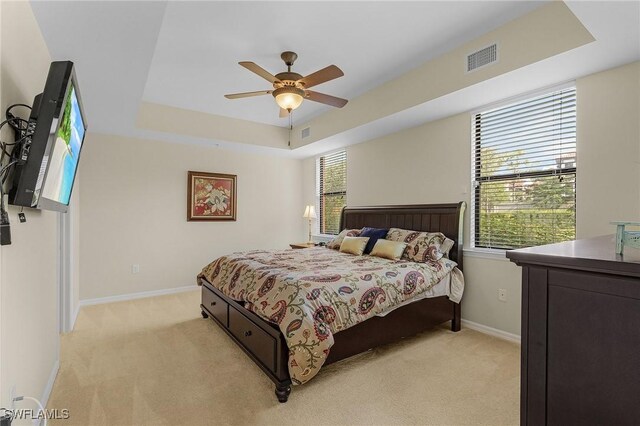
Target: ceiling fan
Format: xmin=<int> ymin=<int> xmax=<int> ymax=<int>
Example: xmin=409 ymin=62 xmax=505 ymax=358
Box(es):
xmin=224 ymin=51 xmax=348 ymax=118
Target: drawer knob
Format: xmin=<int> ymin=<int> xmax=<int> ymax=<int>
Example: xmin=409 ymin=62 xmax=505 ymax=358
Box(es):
xmin=244 ymin=330 xmax=252 ymax=337
xmin=210 ymin=301 xmax=216 ymax=306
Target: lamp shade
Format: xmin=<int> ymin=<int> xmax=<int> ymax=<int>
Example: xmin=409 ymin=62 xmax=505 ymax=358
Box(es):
xmin=303 ymin=205 xmax=317 ymax=219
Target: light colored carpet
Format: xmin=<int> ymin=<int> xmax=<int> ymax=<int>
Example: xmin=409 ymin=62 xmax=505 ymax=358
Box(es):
xmin=47 ymin=290 xmax=519 ymax=425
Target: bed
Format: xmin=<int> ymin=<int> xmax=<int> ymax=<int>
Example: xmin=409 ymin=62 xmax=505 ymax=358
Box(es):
xmin=198 ymin=202 xmax=466 ymax=402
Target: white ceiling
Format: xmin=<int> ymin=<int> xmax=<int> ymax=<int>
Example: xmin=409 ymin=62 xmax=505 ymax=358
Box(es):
xmin=31 ymin=0 xmax=545 ymax=133
xmin=142 ymin=1 xmax=545 ymax=126
xmin=30 ymin=1 xmax=640 ymax=159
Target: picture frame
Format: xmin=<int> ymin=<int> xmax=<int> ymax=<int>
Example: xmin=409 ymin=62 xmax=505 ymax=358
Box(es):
xmin=187 ymin=171 xmax=237 ymax=221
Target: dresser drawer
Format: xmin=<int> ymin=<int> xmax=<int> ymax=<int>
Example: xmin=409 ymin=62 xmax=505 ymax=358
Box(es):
xmin=202 ymin=285 xmax=228 ymax=327
xmin=228 ymin=306 xmax=277 ymax=371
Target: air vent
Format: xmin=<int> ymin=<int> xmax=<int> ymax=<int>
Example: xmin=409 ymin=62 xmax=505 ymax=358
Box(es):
xmin=467 ymin=43 xmax=497 ymax=72
xmin=301 ymin=127 xmax=311 ymax=139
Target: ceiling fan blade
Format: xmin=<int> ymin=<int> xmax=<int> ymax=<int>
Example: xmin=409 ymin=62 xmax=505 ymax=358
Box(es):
xmin=239 ymin=61 xmax=280 ymax=84
xmin=224 ymin=90 xmax=272 ymax=99
xmin=279 ymin=108 xmax=289 ymax=118
xmin=305 ymin=90 xmax=348 ymax=108
xmin=299 ymin=65 xmax=344 ymax=89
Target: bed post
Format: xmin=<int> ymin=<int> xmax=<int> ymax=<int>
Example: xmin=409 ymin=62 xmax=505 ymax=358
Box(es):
xmin=455 ymin=201 xmax=466 ymax=272
xmin=451 ymin=201 xmax=465 ymax=332
xmin=452 ymin=302 xmax=461 ymax=332
xmin=275 ymin=382 xmax=291 ymax=403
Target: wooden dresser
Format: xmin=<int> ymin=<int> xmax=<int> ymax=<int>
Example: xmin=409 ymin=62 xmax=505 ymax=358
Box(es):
xmin=507 ymin=235 xmax=640 ymax=426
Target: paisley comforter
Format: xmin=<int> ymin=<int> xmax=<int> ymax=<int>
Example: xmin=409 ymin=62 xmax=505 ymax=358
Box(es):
xmin=198 ymin=247 xmax=464 ymax=385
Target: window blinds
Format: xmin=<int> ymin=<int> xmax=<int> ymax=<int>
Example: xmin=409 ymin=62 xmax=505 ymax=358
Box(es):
xmin=473 ymin=87 xmax=577 ymax=250
xmin=318 ymin=150 xmax=347 ymax=235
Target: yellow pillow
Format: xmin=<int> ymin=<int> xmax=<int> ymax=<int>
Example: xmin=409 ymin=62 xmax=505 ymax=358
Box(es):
xmin=339 ymin=236 xmax=370 ymax=256
xmin=370 ymin=239 xmax=408 ymax=260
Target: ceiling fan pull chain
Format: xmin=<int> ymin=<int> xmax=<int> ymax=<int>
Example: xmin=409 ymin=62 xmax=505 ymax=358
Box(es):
xmin=288 ymin=112 xmax=293 ymax=147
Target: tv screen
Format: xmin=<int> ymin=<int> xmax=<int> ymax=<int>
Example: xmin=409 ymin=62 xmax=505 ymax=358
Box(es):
xmin=40 ymin=81 xmax=85 ymax=205
xmin=9 ymin=61 xmax=87 ymax=212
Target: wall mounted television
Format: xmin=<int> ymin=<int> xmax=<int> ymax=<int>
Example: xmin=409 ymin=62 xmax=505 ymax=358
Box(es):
xmin=9 ymin=61 xmax=87 ymax=213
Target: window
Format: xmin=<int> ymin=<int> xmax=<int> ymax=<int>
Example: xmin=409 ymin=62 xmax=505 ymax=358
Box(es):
xmin=317 ymin=150 xmax=347 ymax=235
xmin=472 ymin=86 xmax=576 ymax=250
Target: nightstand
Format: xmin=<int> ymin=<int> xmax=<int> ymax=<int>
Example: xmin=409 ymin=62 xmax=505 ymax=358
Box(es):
xmin=289 ymin=242 xmax=316 ymax=249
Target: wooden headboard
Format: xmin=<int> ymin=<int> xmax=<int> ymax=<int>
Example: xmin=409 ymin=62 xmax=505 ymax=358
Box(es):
xmin=339 ymin=202 xmax=466 ymax=270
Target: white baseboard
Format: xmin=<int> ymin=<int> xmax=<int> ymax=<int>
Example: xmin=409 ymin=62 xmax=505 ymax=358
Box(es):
xmin=39 ymin=358 xmax=59 ymax=415
xmin=79 ymin=285 xmax=199 ymax=307
xmin=461 ymin=319 xmax=521 ymax=344
xmin=70 ymin=304 xmax=80 ymax=332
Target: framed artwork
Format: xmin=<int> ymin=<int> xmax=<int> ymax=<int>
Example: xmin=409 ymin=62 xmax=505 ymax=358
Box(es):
xmin=187 ymin=171 xmax=237 ymax=221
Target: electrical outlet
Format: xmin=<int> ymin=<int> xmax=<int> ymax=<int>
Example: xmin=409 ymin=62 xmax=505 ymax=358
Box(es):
xmin=498 ymin=288 xmax=507 ymax=302
xmin=131 ymin=264 xmax=140 ymax=274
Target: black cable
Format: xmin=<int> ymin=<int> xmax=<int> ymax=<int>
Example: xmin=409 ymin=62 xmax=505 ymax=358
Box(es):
xmin=0 ymin=160 xmax=18 ymax=221
xmin=0 ymin=107 xmax=34 ymax=162
xmin=0 ymin=135 xmax=27 ymax=156
xmin=0 ymin=128 xmax=32 ymax=173
xmin=4 ymin=105 xmax=30 ymax=140
xmin=0 ymin=104 xmax=32 ymax=225
xmin=0 ymin=118 xmax=29 ymax=154
xmin=0 ymin=160 xmax=19 ymax=210
xmin=5 ymin=104 xmax=31 ymax=128
xmin=0 ymin=160 xmax=19 ymax=179
xmin=2 ymin=106 xmax=32 ymax=145
xmin=0 ymin=141 xmax=17 ymax=185
xmin=0 ymin=133 xmax=31 ymax=156
xmin=6 ymin=117 xmax=27 ymax=135
xmin=5 ymin=103 xmax=31 ymax=116
xmin=0 ymin=117 xmax=29 ymax=131
xmin=0 ymin=144 xmax=6 ymax=171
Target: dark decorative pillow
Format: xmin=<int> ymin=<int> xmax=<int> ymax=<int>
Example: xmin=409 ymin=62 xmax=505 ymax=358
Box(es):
xmin=359 ymin=227 xmax=389 ymax=254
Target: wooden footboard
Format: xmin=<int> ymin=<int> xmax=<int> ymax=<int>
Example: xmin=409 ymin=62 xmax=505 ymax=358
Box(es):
xmin=200 ymin=275 xmax=458 ymax=402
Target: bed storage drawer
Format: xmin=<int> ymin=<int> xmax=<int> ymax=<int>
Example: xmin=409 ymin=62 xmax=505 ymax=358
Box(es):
xmin=228 ymin=306 xmax=277 ymax=371
xmin=202 ymin=285 xmax=228 ymax=326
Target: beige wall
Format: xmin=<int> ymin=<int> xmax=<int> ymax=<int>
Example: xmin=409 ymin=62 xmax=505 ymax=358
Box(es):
xmin=78 ymin=133 xmax=305 ymax=300
xmin=576 ymin=62 xmax=640 ymax=237
xmin=0 ymin=0 xmax=59 ymax=409
xmin=303 ymin=61 xmax=640 ymax=336
xmin=137 ymin=102 xmax=290 ymax=151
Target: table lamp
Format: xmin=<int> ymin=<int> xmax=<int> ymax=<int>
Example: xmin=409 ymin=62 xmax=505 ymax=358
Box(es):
xmin=303 ymin=205 xmax=317 ymax=244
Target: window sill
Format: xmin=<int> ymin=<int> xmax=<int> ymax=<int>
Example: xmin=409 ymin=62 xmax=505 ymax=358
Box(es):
xmin=463 ymin=247 xmax=509 ymax=261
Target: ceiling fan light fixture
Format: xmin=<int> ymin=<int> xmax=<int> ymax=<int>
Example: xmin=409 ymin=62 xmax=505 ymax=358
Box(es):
xmin=225 ymin=52 xmax=348 ymax=117
xmin=273 ymin=87 xmax=305 ymax=111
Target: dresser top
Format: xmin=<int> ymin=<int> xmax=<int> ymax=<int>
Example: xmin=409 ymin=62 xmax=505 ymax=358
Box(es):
xmin=507 ymin=235 xmax=640 ymax=277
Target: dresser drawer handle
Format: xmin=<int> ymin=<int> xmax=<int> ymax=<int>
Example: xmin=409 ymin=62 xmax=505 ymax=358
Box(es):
xmin=210 ymin=301 xmax=216 ymax=306
xmin=244 ymin=330 xmax=252 ymax=337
